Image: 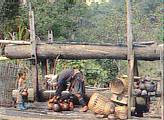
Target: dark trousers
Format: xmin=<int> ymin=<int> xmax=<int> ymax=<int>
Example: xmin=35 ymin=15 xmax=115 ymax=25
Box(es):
xmin=55 ymin=79 xmax=67 ymax=96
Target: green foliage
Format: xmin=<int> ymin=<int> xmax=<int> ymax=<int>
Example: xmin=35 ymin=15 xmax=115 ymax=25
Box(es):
xmin=18 ymin=0 xmax=88 ymax=40
xmin=0 ymin=0 xmax=19 ymax=23
xmin=0 ymin=0 xmax=162 ymax=86
xmin=0 ymin=0 xmax=29 ymax=40
xmin=131 ymin=0 xmax=162 ymax=42
xmin=56 ymin=59 xmax=118 ymax=86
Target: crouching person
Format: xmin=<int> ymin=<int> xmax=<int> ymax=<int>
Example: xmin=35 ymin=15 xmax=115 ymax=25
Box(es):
xmin=50 ymin=68 xmax=88 ymax=112
xmin=16 ymin=71 xmax=29 ymax=110
xmin=69 ymin=71 xmax=88 ymax=112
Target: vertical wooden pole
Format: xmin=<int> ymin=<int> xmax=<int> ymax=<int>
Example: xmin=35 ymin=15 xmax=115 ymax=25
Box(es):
xmin=126 ymin=0 xmax=134 ymax=119
xmin=47 ymin=30 xmax=55 ymax=74
xmin=29 ymin=3 xmax=39 ymax=101
xmin=134 ymin=60 xmax=139 ymax=76
xmin=49 ymin=59 xmax=55 ymax=74
xmin=48 ymin=30 xmax=53 ymax=43
xmin=53 ymin=55 xmax=60 ymax=74
xmin=160 ymin=45 xmax=164 ymax=120
xmin=41 ymin=59 xmax=48 ymax=89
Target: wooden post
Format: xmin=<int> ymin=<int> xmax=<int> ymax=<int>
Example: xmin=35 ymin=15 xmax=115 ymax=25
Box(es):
xmin=48 ymin=30 xmax=53 ymax=43
xmin=41 ymin=59 xmax=48 ymax=79
xmin=53 ymin=54 xmax=60 ymax=74
xmin=160 ymin=45 xmax=164 ymax=120
xmin=49 ymin=59 xmax=55 ymax=74
xmin=29 ymin=3 xmax=39 ymax=101
xmin=126 ymin=0 xmax=134 ymax=119
xmin=41 ymin=59 xmax=48 ymax=89
xmin=134 ymin=60 xmax=139 ymax=76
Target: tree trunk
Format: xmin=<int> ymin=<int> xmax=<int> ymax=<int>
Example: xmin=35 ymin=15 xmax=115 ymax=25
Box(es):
xmin=4 ymin=43 xmax=163 ymax=60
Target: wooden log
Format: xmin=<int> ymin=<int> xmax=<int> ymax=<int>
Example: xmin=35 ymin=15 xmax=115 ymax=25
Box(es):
xmin=4 ymin=43 xmax=163 ymax=61
xmin=0 ymin=40 xmax=156 ymax=46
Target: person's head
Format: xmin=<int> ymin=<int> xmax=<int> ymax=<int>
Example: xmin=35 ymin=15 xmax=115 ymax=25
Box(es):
xmin=18 ymin=71 xmax=26 ymax=80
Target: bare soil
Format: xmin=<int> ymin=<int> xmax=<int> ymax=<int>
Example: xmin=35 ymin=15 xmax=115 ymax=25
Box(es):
xmin=0 ymin=99 xmax=161 ymax=120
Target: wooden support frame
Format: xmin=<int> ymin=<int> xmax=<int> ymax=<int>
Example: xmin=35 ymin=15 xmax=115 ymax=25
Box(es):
xmin=29 ymin=3 xmax=39 ymax=101
xmin=134 ymin=60 xmax=139 ymax=77
xmin=48 ymin=30 xmax=53 ymax=43
xmin=126 ymin=0 xmax=134 ymax=119
xmin=160 ymin=44 xmax=164 ymax=120
xmin=41 ymin=59 xmax=48 ymax=89
xmin=48 ymin=59 xmax=55 ymax=74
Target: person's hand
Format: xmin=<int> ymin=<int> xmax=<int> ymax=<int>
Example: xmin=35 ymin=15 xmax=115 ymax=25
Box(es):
xmin=52 ymin=82 xmax=58 ymax=87
xmin=49 ymin=98 xmax=55 ymax=103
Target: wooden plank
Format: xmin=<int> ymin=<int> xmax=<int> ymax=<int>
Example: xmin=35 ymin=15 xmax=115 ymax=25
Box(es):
xmin=126 ymin=0 xmax=134 ymax=119
xmin=0 ymin=40 xmax=30 ymax=45
xmin=29 ymin=3 xmax=39 ymax=101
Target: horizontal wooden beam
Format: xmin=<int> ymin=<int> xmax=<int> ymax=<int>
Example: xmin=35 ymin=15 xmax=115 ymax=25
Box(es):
xmin=0 ymin=40 xmax=30 ymax=45
xmin=3 ymin=43 xmax=163 ymax=61
xmin=0 ymin=40 xmax=157 ymax=46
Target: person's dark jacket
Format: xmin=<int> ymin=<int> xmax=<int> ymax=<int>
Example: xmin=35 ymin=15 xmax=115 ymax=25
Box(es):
xmin=57 ymin=68 xmax=74 ymax=83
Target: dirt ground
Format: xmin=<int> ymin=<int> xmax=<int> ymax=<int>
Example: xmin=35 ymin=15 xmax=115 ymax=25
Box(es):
xmin=0 ymin=98 xmax=161 ymax=120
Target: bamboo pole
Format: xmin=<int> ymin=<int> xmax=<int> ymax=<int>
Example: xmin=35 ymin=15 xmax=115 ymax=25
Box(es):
xmin=126 ymin=0 xmax=134 ymax=118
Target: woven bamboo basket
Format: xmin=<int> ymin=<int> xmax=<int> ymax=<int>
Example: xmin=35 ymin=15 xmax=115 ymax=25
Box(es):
xmin=110 ymin=79 xmax=124 ymax=94
xmin=110 ymin=77 xmax=128 ymax=95
xmin=88 ymin=93 xmax=115 ymax=115
xmin=115 ymin=106 xmax=128 ymax=120
xmin=110 ymin=93 xmax=128 ymax=105
xmin=117 ymin=77 xmax=128 ymax=92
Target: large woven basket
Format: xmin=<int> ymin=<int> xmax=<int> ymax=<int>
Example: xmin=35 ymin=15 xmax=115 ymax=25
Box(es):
xmin=110 ymin=79 xmax=124 ymax=94
xmin=110 ymin=77 xmax=128 ymax=94
xmin=88 ymin=93 xmax=115 ymax=115
xmin=115 ymin=106 xmax=128 ymax=120
xmin=110 ymin=93 xmax=128 ymax=105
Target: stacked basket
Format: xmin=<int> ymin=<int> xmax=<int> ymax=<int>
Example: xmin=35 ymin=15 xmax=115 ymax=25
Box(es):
xmin=88 ymin=75 xmax=128 ymax=120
